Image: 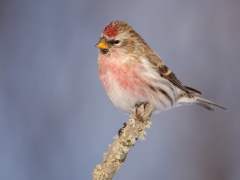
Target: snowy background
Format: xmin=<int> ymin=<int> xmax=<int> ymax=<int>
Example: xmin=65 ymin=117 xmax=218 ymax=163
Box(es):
xmin=0 ymin=0 xmax=239 ymax=179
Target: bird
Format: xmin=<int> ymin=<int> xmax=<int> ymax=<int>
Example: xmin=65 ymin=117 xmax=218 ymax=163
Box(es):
xmin=95 ymin=20 xmax=226 ymax=114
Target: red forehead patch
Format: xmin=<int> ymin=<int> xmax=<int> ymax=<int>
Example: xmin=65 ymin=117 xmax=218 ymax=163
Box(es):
xmin=103 ymin=25 xmax=118 ymax=37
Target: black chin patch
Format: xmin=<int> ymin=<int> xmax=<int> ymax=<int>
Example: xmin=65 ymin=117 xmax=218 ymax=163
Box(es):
xmin=100 ymin=49 xmax=109 ymax=54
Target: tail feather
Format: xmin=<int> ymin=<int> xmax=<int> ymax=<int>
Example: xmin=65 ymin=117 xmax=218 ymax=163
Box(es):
xmin=194 ymin=97 xmax=226 ymax=111
xmin=177 ymin=96 xmax=227 ymax=111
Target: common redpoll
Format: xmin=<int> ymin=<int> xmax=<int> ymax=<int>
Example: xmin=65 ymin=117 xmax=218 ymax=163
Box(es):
xmin=96 ymin=20 xmax=225 ymax=114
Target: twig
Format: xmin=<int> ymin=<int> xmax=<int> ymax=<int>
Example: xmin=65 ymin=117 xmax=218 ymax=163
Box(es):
xmin=92 ymin=103 xmax=154 ymax=180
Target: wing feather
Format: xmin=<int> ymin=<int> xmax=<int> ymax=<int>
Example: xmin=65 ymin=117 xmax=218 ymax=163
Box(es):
xmin=145 ymin=52 xmax=196 ymax=97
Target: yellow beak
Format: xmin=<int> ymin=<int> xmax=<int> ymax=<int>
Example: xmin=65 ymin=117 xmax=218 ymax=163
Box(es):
xmin=95 ymin=42 xmax=109 ymax=49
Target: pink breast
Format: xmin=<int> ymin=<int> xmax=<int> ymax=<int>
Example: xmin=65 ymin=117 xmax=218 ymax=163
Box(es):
xmin=99 ymin=61 xmax=143 ymax=94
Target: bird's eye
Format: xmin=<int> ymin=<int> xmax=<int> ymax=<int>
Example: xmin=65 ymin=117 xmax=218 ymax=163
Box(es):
xmin=114 ymin=40 xmax=120 ymax=44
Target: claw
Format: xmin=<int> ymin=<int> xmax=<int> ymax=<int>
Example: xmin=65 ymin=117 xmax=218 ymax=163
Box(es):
xmin=135 ymin=101 xmax=148 ymax=108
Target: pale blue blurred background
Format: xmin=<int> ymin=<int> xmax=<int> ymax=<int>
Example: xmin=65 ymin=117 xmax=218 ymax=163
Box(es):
xmin=0 ymin=0 xmax=239 ymax=180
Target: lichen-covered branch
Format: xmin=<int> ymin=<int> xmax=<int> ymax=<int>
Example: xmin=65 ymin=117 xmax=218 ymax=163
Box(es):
xmin=92 ymin=103 xmax=154 ymax=180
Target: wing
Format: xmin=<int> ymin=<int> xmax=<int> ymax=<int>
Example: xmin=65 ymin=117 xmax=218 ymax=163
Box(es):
xmin=145 ymin=52 xmax=200 ymax=97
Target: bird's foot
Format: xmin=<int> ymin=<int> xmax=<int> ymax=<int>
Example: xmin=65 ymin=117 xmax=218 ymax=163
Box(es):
xmin=135 ymin=101 xmax=148 ymax=109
